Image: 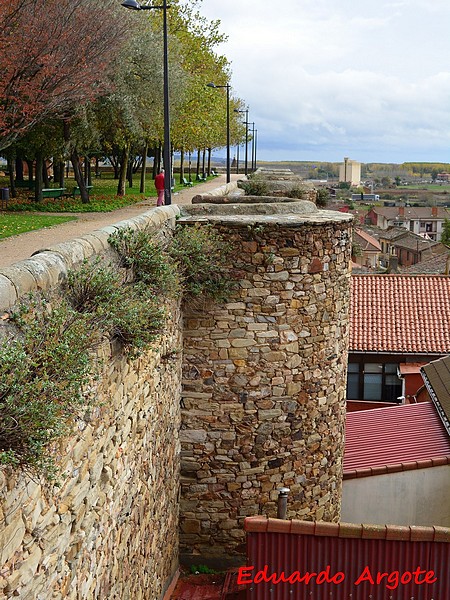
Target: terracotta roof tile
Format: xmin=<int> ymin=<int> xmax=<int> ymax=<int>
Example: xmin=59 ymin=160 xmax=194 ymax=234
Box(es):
xmin=350 ymin=274 xmax=450 ymax=353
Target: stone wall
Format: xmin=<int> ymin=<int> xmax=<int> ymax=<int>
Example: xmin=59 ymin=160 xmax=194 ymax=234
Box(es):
xmin=180 ymin=202 xmax=353 ymax=564
xmin=0 ymin=207 xmax=182 ymax=600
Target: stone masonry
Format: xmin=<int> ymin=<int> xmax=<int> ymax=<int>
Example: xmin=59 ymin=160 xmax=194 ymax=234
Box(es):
xmin=180 ymin=201 xmax=353 ymax=564
xmin=0 ymin=207 xmax=182 ymax=600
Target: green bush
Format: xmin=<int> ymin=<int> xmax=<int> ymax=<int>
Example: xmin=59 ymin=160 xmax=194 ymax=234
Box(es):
xmin=65 ymin=258 xmax=164 ymax=357
xmin=287 ymin=185 xmax=308 ymax=200
xmin=238 ymin=179 xmax=269 ymax=196
xmin=168 ymin=224 xmax=233 ymax=303
xmin=0 ymin=296 xmax=98 ymax=476
xmin=108 ymin=228 xmax=180 ymax=297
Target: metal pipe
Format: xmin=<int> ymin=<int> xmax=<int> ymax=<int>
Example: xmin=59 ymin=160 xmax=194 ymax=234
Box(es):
xmin=277 ymin=487 xmax=290 ymax=519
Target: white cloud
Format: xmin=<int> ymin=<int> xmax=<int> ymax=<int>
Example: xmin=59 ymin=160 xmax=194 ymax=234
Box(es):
xmin=195 ymin=0 xmax=450 ymax=162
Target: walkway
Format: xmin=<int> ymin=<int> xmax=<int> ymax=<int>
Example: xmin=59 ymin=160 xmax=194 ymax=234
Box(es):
xmin=0 ymin=174 xmax=240 ymax=269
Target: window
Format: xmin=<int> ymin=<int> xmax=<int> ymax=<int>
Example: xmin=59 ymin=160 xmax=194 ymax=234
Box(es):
xmin=347 ymin=361 xmax=402 ymax=402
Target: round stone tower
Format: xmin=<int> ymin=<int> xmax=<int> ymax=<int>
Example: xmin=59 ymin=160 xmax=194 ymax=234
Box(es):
xmin=179 ymin=199 xmax=353 ymax=564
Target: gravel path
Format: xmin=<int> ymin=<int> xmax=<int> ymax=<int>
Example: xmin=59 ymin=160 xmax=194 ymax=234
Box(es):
xmin=0 ymin=175 xmax=239 ymax=268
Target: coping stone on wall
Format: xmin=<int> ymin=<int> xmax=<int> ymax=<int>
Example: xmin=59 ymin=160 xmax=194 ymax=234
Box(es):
xmin=0 ymin=205 xmax=181 ymax=312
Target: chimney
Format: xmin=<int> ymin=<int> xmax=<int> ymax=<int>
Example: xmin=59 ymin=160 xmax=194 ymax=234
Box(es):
xmin=388 ymin=255 xmax=399 ymax=273
xmin=398 ymin=206 xmax=405 ymax=217
xmin=432 ymin=206 xmax=438 ymax=217
xmin=277 ymin=487 xmax=290 ymax=519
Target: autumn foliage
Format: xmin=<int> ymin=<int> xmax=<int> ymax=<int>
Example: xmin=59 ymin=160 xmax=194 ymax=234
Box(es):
xmin=0 ymin=0 xmax=128 ymax=149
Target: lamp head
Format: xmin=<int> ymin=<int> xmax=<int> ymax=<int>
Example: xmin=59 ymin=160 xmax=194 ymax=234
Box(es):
xmin=206 ymin=82 xmax=217 ymax=88
xmin=122 ymin=0 xmax=141 ymax=9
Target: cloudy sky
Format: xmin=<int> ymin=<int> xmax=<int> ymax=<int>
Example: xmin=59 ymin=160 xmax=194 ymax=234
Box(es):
xmin=198 ymin=0 xmax=450 ymax=164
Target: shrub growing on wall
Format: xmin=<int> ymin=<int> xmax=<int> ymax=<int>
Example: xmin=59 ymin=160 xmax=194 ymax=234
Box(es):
xmin=0 ymin=296 xmax=99 ymax=476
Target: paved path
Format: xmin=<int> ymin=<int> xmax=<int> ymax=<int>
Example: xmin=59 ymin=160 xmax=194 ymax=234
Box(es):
xmin=0 ymin=175 xmax=240 ymax=268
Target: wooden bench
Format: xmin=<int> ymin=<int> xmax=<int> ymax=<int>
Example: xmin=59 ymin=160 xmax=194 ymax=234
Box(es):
xmin=72 ymin=185 xmax=93 ymax=197
xmin=42 ymin=187 xmax=66 ymax=198
xmin=182 ymin=177 xmax=193 ymax=187
xmin=196 ymin=173 xmax=207 ymax=182
xmin=211 ymin=169 xmax=219 ymax=177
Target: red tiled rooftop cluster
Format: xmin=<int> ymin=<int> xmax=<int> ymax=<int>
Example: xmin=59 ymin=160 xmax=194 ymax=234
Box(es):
xmin=350 ymin=275 xmax=450 ymax=353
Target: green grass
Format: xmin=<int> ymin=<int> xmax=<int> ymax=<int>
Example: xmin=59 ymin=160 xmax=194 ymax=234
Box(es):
xmin=0 ymin=172 xmax=214 ymax=213
xmin=0 ymin=214 xmax=76 ymax=239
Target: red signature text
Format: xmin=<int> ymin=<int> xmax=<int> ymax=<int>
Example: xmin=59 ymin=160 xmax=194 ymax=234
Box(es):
xmin=237 ymin=565 xmax=437 ymax=591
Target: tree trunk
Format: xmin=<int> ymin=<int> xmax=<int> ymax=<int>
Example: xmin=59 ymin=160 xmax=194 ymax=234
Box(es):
xmin=179 ymin=148 xmax=185 ymax=184
xmin=207 ymin=147 xmax=212 ymax=176
xmin=140 ymin=142 xmax=148 ymax=194
xmin=26 ymin=160 xmax=34 ymax=183
xmin=196 ymin=149 xmax=201 ymax=177
xmin=54 ymin=161 xmax=65 ymax=188
xmin=117 ymin=146 xmax=129 ymax=196
xmin=42 ymin=160 xmax=50 ymax=187
xmin=127 ymin=157 xmax=133 ymax=188
xmin=7 ymin=152 xmax=16 ymax=198
xmin=71 ymin=149 xmax=89 ymax=204
xmin=15 ymin=158 xmax=23 ymax=182
xmin=35 ymin=152 xmax=43 ymax=202
xmin=202 ymin=148 xmax=206 ymax=177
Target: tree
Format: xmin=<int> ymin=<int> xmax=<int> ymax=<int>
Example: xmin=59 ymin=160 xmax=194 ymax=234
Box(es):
xmin=441 ymin=219 xmax=450 ymax=246
xmin=0 ymin=0 xmax=129 ymax=150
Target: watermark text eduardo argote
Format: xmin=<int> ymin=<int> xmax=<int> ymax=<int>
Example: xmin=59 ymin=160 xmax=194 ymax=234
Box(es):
xmin=237 ymin=565 xmax=438 ymax=591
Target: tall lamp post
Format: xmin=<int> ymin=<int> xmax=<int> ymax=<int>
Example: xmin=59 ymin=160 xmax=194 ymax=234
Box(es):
xmin=234 ymin=107 xmax=249 ymax=176
xmin=122 ymin=0 xmax=172 ymax=205
xmin=207 ymin=82 xmax=230 ymax=183
xmin=253 ymin=128 xmax=258 ymax=172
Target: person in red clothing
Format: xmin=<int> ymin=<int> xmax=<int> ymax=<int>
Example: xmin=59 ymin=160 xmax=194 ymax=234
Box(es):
xmin=154 ymin=169 xmax=165 ymax=206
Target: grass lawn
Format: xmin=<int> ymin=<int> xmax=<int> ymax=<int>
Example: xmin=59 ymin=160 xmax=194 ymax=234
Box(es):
xmin=0 ymin=214 xmax=77 ymax=239
xmin=0 ymin=172 xmax=214 ymax=213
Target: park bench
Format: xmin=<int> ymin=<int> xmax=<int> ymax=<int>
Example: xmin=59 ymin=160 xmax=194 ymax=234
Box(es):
xmin=196 ymin=173 xmax=207 ymax=182
xmin=42 ymin=188 xmax=66 ymax=198
xmin=182 ymin=177 xmax=193 ymax=187
xmin=72 ymin=185 xmax=93 ymax=197
xmin=15 ymin=180 xmax=34 ymax=189
xmin=211 ymin=169 xmax=219 ymax=177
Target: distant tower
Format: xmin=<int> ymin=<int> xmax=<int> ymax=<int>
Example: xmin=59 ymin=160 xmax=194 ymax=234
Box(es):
xmin=339 ymin=157 xmax=361 ymax=186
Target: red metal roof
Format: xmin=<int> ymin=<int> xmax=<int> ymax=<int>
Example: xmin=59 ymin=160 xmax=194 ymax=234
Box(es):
xmin=350 ymin=274 xmax=450 ymax=353
xmin=344 ymin=402 xmax=450 ymax=478
xmin=245 ymin=517 xmax=450 ymax=600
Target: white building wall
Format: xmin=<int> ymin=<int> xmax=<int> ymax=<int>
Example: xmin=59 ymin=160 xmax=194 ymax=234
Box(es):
xmin=342 ymin=465 xmax=450 ymax=527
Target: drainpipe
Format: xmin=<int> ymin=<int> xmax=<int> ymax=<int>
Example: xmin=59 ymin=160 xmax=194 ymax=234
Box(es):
xmin=277 ymin=487 xmax=290 ymax=519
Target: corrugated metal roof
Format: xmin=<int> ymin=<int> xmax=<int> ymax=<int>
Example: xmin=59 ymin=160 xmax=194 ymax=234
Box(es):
xmin=350 ymin=274 xmax=450 ymax=353
xmin=245 ymin=517 xmax=450 ymax=600
xmin=344 ymin=402 xmax=450 ymax=476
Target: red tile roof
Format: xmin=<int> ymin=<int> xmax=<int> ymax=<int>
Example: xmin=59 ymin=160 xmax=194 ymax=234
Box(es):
xmin=344 ymin=402 xmax=450 ymax=478
xmin=350 ymin=274 xmax=450 ymax=353
xmin=354 ymin=228 xmax=381 ymax=252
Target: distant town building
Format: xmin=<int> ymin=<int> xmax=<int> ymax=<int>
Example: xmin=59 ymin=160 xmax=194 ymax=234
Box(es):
xmin=367 ymin=205 xmax=450 ymax=242
xmin=339 ymin=157 xmax=361 ymax=186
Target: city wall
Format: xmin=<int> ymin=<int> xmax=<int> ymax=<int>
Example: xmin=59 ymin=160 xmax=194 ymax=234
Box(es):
xmin=0 ymin=194 xmax=353 ymax=594
xmin=0 ymin=207 xmax=182 ymax=600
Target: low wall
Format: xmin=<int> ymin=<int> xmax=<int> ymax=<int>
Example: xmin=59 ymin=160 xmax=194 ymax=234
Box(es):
xmin=0 ymin=207 xmax=182 ymax=600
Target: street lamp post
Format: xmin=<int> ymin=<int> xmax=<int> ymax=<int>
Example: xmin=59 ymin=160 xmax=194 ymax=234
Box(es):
xmin=122 ymin=0 xmax=172 ymax=205
xmin=207 ymin=82 xmax=230 ymax=183
xmin=234 ymin=108 xmax=249 ymax=176
xmin=253 ymin=128 xmax=258 ymax=172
